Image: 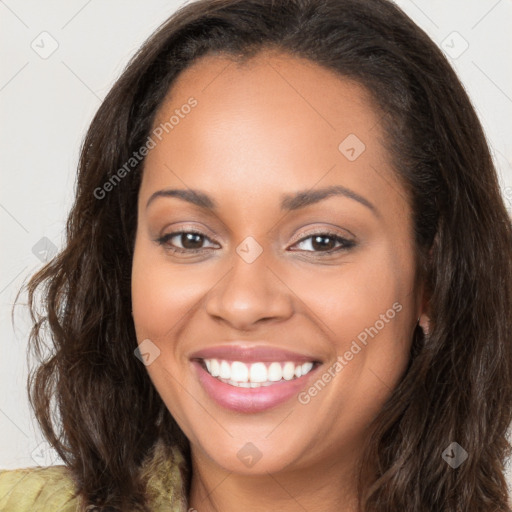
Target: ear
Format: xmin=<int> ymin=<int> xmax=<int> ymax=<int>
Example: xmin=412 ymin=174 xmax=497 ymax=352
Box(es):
xmin=418 ymin=312 xmax=431 ymax=336
xmin=418 ymin=238 xmax=437 ymax=336
xmin=417 ymin=244 xmax=434 ymax=336
xmin=416 ymin=274 xmax=432 ymax=336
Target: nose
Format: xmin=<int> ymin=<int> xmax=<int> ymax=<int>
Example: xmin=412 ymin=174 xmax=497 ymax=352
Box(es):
xmin=205 ymin=249 xmax=294 ymax=331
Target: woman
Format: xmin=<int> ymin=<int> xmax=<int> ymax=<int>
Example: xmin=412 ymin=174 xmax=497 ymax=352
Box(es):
xmin=1 ymin=0 xmax=511 ymax=510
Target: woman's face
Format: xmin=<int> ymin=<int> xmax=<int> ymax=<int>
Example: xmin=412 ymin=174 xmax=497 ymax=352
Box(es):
xmin=132 ymin=51 xmax=426 ymax=478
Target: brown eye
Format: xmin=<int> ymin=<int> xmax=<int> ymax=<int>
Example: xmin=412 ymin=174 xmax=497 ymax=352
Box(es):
xmin=179 ymin=232 xmax=205 ymax=249
xmin=311 ymin=235 xmax=337 ymax=251
xmin=157 ymin=230 xmax=217 ymax=253
xmin=290 ymin=232 xmax=355 ymax=254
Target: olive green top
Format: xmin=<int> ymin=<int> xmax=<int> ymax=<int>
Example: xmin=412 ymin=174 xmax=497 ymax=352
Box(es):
xmin=0 ymin=442 xmax=188 ymax=511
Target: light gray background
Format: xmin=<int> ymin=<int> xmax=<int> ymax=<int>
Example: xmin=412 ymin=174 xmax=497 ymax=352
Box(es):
xmin=1 ymin=0 xmax=511 ymax=492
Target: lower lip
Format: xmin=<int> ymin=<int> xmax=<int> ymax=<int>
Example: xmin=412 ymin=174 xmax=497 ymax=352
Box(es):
xmin=192 ymin=361 xmax=319 ymax=413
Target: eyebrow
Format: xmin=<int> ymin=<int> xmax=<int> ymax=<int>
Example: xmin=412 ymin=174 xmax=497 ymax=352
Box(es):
xmin=146 ymin=185 xmax=378 ymax=216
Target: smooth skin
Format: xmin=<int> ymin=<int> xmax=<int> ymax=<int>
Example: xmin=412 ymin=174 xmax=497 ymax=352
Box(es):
xmin=131 ymin=50 xmax=430 ymax=512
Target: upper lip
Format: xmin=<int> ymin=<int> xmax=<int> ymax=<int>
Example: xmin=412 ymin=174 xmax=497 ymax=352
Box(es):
xmin=189 ymin=344 xmax=321 ymax=363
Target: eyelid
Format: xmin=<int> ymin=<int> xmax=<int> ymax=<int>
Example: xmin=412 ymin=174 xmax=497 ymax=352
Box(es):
xmin=158 ymin=228 xmax=219 ymax=248
xmin=288 ymin=231 xmax=355 ymax=253
xmin=158 ymin=223 xmax=220 ymax=241
xmin=156 ymin=224 xmax=356 ymax=257
xmin=288 ymin=225 xmax=356 ymax=246
xmin=158 ymin=224 xmax=355 ymax=245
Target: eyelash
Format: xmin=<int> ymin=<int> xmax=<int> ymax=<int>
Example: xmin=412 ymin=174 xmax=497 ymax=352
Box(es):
xmin=156 ymin=229 xmax=356 ymax=256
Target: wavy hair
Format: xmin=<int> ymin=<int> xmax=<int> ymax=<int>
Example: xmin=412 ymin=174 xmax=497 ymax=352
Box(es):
xmin=20 ymin=0 xmax=512 ymax=510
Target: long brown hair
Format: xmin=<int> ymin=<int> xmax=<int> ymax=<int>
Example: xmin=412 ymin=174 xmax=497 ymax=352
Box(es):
xmin=20 ymin=0 xmax=512 ymax=510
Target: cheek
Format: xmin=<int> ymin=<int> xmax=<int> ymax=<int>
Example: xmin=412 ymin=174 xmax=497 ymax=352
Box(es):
xmin=289 ymin=245 xmax=415 ymax=405
xmin=288 ymin=254 xmax=414 ymax=427
xmin=130 ymin=244 xmax=204 ymax=438
xmin=290 ymin=249 xmax=412 ymax=347
xmin=131 ymin=243 xmax=208 ymax=342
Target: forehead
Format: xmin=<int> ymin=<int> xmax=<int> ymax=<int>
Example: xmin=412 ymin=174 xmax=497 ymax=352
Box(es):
xmin=141 ymin=50 xmax=406 ymax=218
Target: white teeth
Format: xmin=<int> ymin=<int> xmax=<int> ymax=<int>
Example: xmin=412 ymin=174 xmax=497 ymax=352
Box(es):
xmin=282 ymin=362 xmax=295 ymax=380
xmin=249 ymin=362 xmax=267 ymax=383
xmin=231 ymin=361 xmax=248 ymax=381
xmin=302 ymin=362 xmax=313 ymax=375
xmin=201 ymin=358 xmax=316 ymax=386
xmin=210 ymin=359 xmax=220 ymax=377
xmin=224 ymin=379 xmax=282 ymax=388
xmin=219 ymin=360 xmax=231 ymax=379
xmin=268 ymin=362 xmax=282 ymax=381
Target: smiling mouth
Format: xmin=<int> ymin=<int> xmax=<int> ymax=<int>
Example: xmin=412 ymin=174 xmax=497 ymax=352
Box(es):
xmin=197 ymin=359 xmax=318 ymax=387
xmin=189 ymin=344 xmax=323 ymax=412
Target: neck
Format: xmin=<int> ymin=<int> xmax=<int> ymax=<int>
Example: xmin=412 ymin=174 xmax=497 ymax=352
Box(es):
xmin=188 ymin=449 xmax=361 ymax=512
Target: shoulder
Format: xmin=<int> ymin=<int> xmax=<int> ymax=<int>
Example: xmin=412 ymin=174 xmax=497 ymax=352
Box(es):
xmin=0 ymin=465 xmax=80 ymax=512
